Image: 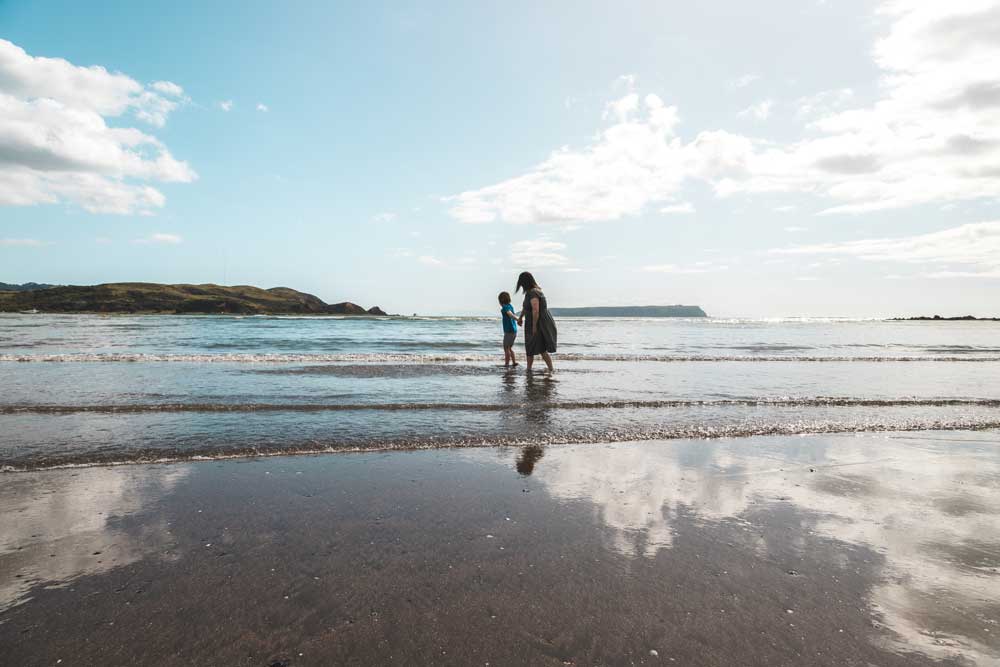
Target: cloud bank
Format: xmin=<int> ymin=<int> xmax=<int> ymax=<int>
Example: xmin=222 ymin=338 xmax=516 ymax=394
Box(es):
xmin=772 ymin=221 xmax=1000 ymax=278
xmin=0 ymin=39 xmax=196 ymax=215
xmin=445 ymin=1 xmax=1000 ymax=224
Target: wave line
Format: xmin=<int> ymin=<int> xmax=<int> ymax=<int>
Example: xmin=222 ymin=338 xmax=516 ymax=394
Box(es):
xmin=4 ymin=397 xmax=1000 ymax=414
xmin=2 ymin=353 xmax=1000 ymax=364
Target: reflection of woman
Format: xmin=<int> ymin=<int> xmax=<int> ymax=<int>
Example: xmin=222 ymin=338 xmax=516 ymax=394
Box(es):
xmin=515 ymin=445 xmax=544 ymax=476
xmin=516 ymin=271 xmax=557 ymax=373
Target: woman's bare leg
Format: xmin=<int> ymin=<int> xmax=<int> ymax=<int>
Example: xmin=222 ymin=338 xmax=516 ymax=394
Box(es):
xmin=525 ymin=354 xmax=534 ymax=371
xmin=541 ymin=352 xmax=554 ymax=372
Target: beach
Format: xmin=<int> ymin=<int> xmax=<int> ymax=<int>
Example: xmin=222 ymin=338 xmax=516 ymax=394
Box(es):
xmin=2 ymin=314 xmax=1000 ymax=664
xmin=2 ymin=432 xmax=998 ymax=665
xmin=7 ymin=0 xmax=1000 ymax=661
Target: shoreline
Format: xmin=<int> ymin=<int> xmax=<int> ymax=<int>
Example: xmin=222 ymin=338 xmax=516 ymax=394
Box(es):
xmin=2 ymin=431 xmax=998 ymax=664
xmin=4 ymin=422 xmax=1000 ymax=473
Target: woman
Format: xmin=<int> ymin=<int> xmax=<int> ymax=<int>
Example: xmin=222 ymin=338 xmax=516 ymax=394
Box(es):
xmin=516 ymin=271 xmax=557 ymax=373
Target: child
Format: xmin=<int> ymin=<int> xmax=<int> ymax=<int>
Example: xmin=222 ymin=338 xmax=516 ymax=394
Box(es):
xmin=498 ymin=291 xmax=518 ymax=367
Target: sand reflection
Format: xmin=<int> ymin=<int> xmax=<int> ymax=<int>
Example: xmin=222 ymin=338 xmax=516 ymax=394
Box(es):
xmin=0 ymin=465 xmax=189 ymax=612
xmin=533 ymin=433 xmax=1000 ymax=663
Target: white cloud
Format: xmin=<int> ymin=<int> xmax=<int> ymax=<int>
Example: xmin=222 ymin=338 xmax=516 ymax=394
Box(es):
xmin=133 ymin=232 xmax=182 ymax=245
xmin=731 ymin=73 xmax=760 ymax=89
xmin=444 ymin=93 xmax=686 ymax=225
xmin=784 ymin=225 xmax=808 ymax=232
xmin=615 ymin=73 xmax=637 ymax=90
xmin=510 ymin=238 xmax=569 ymax=267
xmin=771 ymin=221 xmax=1000 ymax=278
xmin=418 ymin=255 xmax=443 ymax=266
xmin=0 ymin=238 xmax=45 ymax=247
xmin=0 ymin=40 xmax=186 ymax=124
xmin=604 ymin=92 xmax=639 ymax=122
xmin=218 ymin=100 xmax=233 ymax=111
xmin=773 ymin=205 xmax=797 ymax=213
xmin=256 ymin=102 xmax=268 ymax=112
xmin=737 ymin=99 xmax=774 ymax=120
xmin=716 ymin=1 xmax=1000 ymax=214
xmin=923 ymin=269 xmax=1000 ymax=278
xmin=151 ymin=81 xmax=184 ymax=97
xmin=388 ymin=247 xmax=413 ymax=258
xmin=444 ymin=2 xmax=1000 ymax=223
xmin=372 ymin=212 xmax=397 ymax=223
xmin=642 ymin=261 xmax=728 ymax=274
xmin=0 ymin=39 xmax=195 ymax=215
xmin=795 ymin=88 xmax=854 ymax=117
xmin=660 ymin=202 xmax=695 ymax=215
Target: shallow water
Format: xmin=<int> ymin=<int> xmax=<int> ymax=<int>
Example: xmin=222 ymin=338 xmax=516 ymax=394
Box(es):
xmin=1 ymin=314 xmax=998 ymax=469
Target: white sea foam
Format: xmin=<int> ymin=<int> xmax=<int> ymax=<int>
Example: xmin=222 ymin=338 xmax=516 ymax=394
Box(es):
xmin=2 ymin=353 xmax=999 ymax=364
xmin=4 ymin=420 xmax=999 ymax=472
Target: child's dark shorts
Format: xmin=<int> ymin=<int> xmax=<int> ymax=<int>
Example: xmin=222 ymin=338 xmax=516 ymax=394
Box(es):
xmin=503 ymin=332 xmax=517 ymax=348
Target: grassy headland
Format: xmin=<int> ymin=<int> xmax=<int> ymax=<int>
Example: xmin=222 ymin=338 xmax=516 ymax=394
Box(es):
xmin=0 ymin=283 xmax=387 ymax=315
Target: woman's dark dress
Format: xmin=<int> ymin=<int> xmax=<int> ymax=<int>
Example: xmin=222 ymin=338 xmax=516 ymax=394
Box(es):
xmin=522 ymin=288 xmax=557 ymax=355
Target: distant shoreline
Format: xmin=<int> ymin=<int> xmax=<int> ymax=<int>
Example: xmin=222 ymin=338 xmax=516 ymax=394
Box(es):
xmin=890 ymin=315 xmax=1000 ymax=322
xmin=549 ymin=305 xmax=707 ymax=318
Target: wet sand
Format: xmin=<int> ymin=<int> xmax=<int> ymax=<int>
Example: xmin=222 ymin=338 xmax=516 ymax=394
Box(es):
xmin=1 ymin=431 xmax=998 ymax=665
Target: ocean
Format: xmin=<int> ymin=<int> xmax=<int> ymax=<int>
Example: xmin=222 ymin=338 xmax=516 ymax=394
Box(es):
xmin=2 ymin=314 xmax=999 ymax=470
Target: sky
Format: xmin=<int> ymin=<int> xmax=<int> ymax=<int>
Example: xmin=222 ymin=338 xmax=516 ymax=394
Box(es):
xmin=1 ymin=0 xmax=999 ymax=317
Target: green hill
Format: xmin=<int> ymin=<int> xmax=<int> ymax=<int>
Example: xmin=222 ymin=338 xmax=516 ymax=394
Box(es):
xmin=0 ymin=283 xmax=387 ymax=315
xmin=0 ymin=282 xmax=59 ymax=292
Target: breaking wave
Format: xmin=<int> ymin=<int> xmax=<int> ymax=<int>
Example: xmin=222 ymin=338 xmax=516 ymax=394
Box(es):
xmin=4 ymin=418 xmax=999 ymax=472
xmin=4 ymin=397 xmax=1000 ymax=415
xmin=3 ymin=353 xmax=1000 ymax=363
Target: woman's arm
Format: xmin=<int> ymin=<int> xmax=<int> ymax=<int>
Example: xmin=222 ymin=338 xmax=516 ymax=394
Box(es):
xmin=531 ymin=297 xmax=540 ymax=324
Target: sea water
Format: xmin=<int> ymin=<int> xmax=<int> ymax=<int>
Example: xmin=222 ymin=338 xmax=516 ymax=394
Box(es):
xmin=1 ymin=314 xmax=998 ymax=469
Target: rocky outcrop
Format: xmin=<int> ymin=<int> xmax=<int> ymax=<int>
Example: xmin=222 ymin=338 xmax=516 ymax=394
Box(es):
xmin=325 ymin=302 xmax=368 ymax=315
xmin=367 ymin=306 xmax=388 ymax=316
xmin=0 ymin=283 xmax=389 ymax=315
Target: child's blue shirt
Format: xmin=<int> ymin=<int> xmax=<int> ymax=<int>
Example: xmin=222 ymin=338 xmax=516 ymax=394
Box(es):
xmin=501 ymin=304 xmax=517 ymax=333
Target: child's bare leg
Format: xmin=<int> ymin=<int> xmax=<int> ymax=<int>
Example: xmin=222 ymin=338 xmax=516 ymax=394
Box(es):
xmin=510 ymin=347 xmax=517 ymax=365
xmin=503 ymin=346 xmax=510 ymax=366
xmin=541 ymin=351 xmax=554 ymax=373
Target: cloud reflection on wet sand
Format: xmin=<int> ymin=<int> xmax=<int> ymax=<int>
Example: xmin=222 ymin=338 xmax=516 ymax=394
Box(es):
xmin=533 ymin=433 xmax=1000 ymax=664
xmin=0 ymin=465 xmax=189 ymax=612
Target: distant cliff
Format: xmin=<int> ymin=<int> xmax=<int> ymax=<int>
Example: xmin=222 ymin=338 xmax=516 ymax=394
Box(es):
xmin=549 ymin=305 xmax=707 ymax=317
xmin=0 ymin=283 xmax=388 ymax=315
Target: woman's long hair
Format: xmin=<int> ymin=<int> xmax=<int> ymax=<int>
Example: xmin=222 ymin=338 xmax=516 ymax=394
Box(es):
xmin=516 ymin=271 xmax=538 ymax=293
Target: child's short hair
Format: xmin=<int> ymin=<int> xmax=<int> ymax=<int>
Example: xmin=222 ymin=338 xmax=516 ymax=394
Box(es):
xmin=498 ymin=291 xmax=511 ymax=305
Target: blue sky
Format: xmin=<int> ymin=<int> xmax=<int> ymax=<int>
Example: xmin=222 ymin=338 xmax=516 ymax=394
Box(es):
xmin=1 ymin=0 xmax=999 ymax=316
